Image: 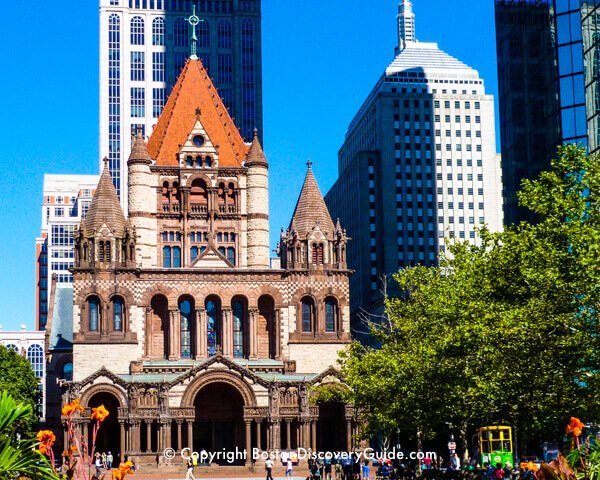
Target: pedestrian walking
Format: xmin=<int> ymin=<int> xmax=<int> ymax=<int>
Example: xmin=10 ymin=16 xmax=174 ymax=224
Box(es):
xmin=102 ymin=452 xmax=107 ymax=469
xmin=106 ymin=452 xmax=113 ymax=470
xmin=185 ymin=456 xmax=196 ymax=480
xmin=265 ymin=456 xmax=274 ymax=480
xmin=286 ymin=457 xmax=293 ymax=479
xmin=361 ymin=461 xmax=369 ymax=480
xmin=94 ymin=453 xmax=102 ymax=478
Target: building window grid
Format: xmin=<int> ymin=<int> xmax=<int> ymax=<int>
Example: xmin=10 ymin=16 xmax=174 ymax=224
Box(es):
xmin=108 ymin=14 xmax=121 ymax=197
xmin=152 ymin=52 xmax=165 ymax=82
xmin=130 ymin=16 xmax=145 ymax=45
xmin=130 ymin=51 xmax=145 ymax=81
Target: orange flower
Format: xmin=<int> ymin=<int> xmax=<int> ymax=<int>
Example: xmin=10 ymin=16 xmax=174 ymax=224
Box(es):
xmin=36 ymin=430 xmax=56 ymax=445
xmin=91 ymin=404 xmax=109 ymax=422
xmin=112 ymin=461 xmax=134 ymax=480
xmin=62 ymin=399 xmax=84 ymax=417
xmin=38 ymin=443 xmax=49 ymax=455
xmin=566 ymin=417 xmax=585 ymax=437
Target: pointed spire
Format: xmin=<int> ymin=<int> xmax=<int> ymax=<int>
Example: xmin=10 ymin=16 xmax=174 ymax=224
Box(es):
xmin=289 ymin=161 xmax=335 ymax=237
xmin=397 ymin=0 xmax=416 ymax=51
xmin=84 ymin=159 xmax=127 ymax=236
xmin=128 ymin=128 xmax=152 ymax=165
xmin=246 ymin=128 xmax=268 ymax=167
xmin=188 ymin=3 xmax=200 ymax=60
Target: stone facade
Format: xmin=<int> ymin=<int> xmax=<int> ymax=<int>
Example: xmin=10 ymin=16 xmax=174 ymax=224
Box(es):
xmin=53 ymin=58 xmax=354 ymax=467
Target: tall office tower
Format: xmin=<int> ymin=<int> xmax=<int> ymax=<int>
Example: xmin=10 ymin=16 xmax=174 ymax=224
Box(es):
xmin=397 ymin=0 xmax=415 ymax=50
xmin=35 ymin=175 xmax=99 ymax=330
xmin=326 ymin=3 xmax=502 ymax=341
xmin=495 ymin=0 xmax=600 ymax=225
xmin=99 ymin=0 xmax=263 ymax=208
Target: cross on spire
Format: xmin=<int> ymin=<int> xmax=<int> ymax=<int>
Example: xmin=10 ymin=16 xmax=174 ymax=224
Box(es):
xmin=188 ymin=3 xmax=200 ymax=60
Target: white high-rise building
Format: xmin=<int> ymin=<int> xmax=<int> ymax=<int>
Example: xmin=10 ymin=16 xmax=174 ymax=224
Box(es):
xmin=99 ymin=0 xmax=263 ymax=210
xmin=397 ymin=0 xmax=415 ymax=50
xmin=35 ymin=175 xmax=99 ymax=330
xmin=326 ymin=2 xmax=503 ymax=340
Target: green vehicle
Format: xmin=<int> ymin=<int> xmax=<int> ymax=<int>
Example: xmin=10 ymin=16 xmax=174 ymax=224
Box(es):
xmin=480 ymin=425 xmax=514 ymax=468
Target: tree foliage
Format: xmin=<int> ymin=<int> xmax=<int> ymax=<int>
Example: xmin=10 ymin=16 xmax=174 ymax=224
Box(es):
xmin=340 ymin=145 xmax=600 ymax=455
xmin=0 ymin=345 xmax=41 ymax=433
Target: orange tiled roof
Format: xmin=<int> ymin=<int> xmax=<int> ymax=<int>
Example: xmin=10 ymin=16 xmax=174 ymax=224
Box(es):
xmin=148 ymin=58 xmax=249 ymax=166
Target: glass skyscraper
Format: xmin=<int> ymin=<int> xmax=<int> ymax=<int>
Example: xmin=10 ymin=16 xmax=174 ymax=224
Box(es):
xmin=495 ymin=0 xmax=600 ymax=225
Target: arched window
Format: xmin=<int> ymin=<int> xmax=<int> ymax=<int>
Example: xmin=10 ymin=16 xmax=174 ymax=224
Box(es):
xmin=162 ymin=181 xmax=170 ymax=203
xmin=301 ymin=297 xmax=314 ymax=333
xmin=130 ymin=16 xmax=145 ymax=45
xmin=198 ymin=19 xmax=210 ymax=48
xmin=88 ymin=296 xmax=100 ymax=332
xmin=174 ymin=18 xmax=188 ymax=47
xmin=27 ymin=344 xmax=43 ymax=378
xmin=63 ymin=362 xmax=73 ymax=381
xmin=218 ymin=182 xmax=226 ymax=208
xmin=4 ymin=344 xmax=18 ymax=353
xmin=232 ymin=298 xmax=246 ymax=358
xmin=217 ymin=19 xmax=232 ymax=49
xmin=152 ymin=17 xmax=165 ymax=46
xmin=227 ymin=182 xmax=236 ymax=206
xmin=195 ymin=156 xmax=202 ymax=168
xmin=105 ymin=241 xmax=111 ymax=263
xmin=205 ymin=155 xmax=212 ymax=167
xmin=99 ymin=241 xmax=105 ymax=262
xmin=163 ymin=246 xmax=171 ymax=268
xmin=206 ymin=297 xmax=220 ymax=356
xmin=190 ymin=179 xmax=208 ymax=209
xmin=113 ymin=296 xmax=124 ymax=331
xmin=325 ymin=298 xmax=338 ymax=332
xmin=226 ymin=247 xmax=236 ymax=266
xmin=186 ymin=156 xmax=193 ymax=167
xmin=179 ymin=298 xmax=193 ymax=359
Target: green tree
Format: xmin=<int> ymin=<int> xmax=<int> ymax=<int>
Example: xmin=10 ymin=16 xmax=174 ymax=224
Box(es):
xmin=340 ymin=145 xmax=600 ymax=456
xmin=0 ymin=345 xmax=41 ymax=432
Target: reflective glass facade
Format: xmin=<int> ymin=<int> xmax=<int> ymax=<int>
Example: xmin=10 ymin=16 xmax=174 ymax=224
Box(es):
xmin=495 ymin=0 xmax=600 ymax=225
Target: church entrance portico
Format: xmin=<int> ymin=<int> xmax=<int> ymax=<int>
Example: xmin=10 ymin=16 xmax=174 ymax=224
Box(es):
xmin=193 ymin=381 xmax=247 ymax=465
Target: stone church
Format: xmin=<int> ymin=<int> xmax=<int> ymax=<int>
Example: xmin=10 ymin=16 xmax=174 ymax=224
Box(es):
xmin=55 ymin=57 xmax=355 ymax=465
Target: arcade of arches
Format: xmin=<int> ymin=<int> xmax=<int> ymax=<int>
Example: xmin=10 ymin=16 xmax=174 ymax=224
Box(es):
xmin=67 ymin=369 xmax=356 ymax=465
xmin=146 ymin=294 xmax=282 ymax=360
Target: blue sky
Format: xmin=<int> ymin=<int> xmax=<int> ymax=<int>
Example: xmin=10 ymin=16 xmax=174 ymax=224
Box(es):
xmin=0 ymin=0 xmax=497 ymax=330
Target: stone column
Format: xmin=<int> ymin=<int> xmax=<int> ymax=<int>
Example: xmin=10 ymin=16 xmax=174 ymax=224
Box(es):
xmin=168 ymin=309 xmax=178 ymax=360
xmin=245 ymin=420 xmax=252 ymax=466
xmin=119 ymin=421 xmax=126 ymax=462
xmin=146 ymin=421 xmax=152 ymax=452
xmin=269 ymin=420 xmax=280 ymax=450
xmin=285 ymin=419 xmax=291 ymax=449
xmin=256 ymin=420 xmax=262 ymax=451
xmin=222 ymin=308 xmax=233 ymax=357
xmin=144 ymin=306 xmax=152 ymax=358
xmin=249 ymin=308 xmax=259 ymax=359
xmin=275 ymin=309 xmax=282 ymax=360
xmin=131 ymin=420 xmax=141 ymax=452
xmin=196 ymin=308 xmax=207 ymax=359
xmin=82 ymin=422 xmax=89 ymax=447
xmin=157 ymin=422 xmax=164 ymax=451
xmin=346 ymin=419 xmax=352 ymax=451
xmin=311 ymin=421 xmax=317 ymax=451
xmin=187 ymin=421 xmax=193 ymax=451
xmin=176 ymin=420 xmax=183 ymax=451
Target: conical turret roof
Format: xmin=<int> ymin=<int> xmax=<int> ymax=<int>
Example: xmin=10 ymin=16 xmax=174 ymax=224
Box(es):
xmin=246 ymin=128 xmax=267 ymax=166
xmin=289 ymin=161 xmax=335 ymax=237
xmin=84 ymin=160 xmax=127 ymax=236
xmin=128 ymin=129 xmax=152 ymax=165
xmin=147 ymin=58 xmax=249 ymax=166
